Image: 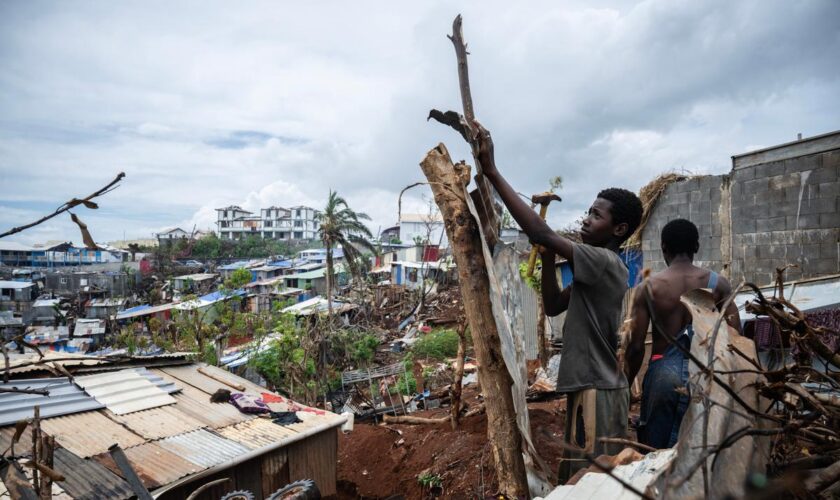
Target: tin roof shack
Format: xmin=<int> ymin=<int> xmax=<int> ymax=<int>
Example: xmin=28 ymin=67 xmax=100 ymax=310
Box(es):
xmin=0 ymin=359 xmax=345 ymax=499
xmin=638 ymin=129 xmax=840 ymax=285
xmin=282 ymin=266 xmax=347 ymax=296
xmin=250 ymin=265 xmax=283 ymax=282
xmin=243 ymin=277 xmax=303 ymax=313
xmin=28 ymin=298 xmax=63 ymax=326
xmin=390 ymin=261 xmax=447 ymax=290
xmin=45 ymin=270 xmax=133 ymax=297
xmin=86 ymin=298 xmax=128 ymax=320
xmin=170 ymin=273 xmax=218 ymax=294
xmin=0 ymin=280 xmax=37 ymax=314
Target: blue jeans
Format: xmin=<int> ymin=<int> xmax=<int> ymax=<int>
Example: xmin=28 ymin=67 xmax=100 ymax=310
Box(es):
xmin=638 ymin=326 xmax=692 ymax=449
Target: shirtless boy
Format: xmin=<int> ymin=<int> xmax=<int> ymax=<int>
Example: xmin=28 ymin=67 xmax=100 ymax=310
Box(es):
xmin=625 ymin=218 xmax=741 ymax=449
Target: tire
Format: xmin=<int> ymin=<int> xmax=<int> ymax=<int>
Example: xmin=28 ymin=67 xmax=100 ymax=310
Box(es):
xmin=267 ymin=479 xmax=321 ymax=500
xmin=220 ymin=491 xmax=255 ymax=500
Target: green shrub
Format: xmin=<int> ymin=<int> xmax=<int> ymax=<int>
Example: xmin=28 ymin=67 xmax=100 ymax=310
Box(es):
xmin=412 ymin=329 xmax=460 ymax=361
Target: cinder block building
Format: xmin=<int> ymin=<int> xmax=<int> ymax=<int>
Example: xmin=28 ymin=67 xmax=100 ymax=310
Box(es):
xmin=640 ymin=130 xmax=839 ymax=286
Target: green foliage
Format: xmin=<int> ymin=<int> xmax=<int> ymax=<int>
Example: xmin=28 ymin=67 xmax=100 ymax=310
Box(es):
xmin=389 ymin=237 xmax=402 ymax=244
xmin=191 ymin=233 xmax=222 ymax=258
xmin=412 ymin=329 xmax=460 ymax=361
xmin=519 ymin=261 xmax=541 ymax=292
xmin=417 ymin=472 xmax=443 ymax=489
xmin=317 ymin=189 xmax=376 ymax=291
xmin=202 ymin=343 xmax=218 ymax=365
xmin=225 ymin=268 xmax=252 ymax=289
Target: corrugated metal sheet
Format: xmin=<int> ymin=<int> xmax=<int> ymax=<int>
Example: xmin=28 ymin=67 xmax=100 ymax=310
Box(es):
xmin=159 ymin=363 xmax=267 ymax=396
xmin=113 ymin=404 xmax=205 ymax=440
xmin=53 ymin=447 xmax=135 ymax=500
xmin=260 ymin=448 xmax=290 ymax=497
xmin=288 ymin=428 xmax=338 ymax=497
xmin=75 ymin=369 xmax=176 ymax=415
xmin=40 ymin=411 xmax=145 ymax=458
xmin=147 ymin=372 xmax=253 ymax=428
xmin=521 ymin=286 xmax=539 ymax=360
xmin=94 ymin=442 xmax=202 ymax=489
xmin=131 ymin=367 xmax=181 ymax=394
xmin=0 ymin=377 xmax=104 ymax=427
xmin=216 ymin=417 xmax=299 ymax=449
xmin=158 ymin=429 xmax=250 ymax=469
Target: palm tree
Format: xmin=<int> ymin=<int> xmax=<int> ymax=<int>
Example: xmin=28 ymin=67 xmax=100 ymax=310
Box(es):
xmin=316 ymin=190 xmax=375 ymax=318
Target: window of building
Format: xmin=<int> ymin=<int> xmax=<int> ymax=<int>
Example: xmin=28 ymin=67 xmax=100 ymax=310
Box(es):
xmin=279 ymin=232 xmax=287 ymax=239
xmin=294 ymin=220 xmax=302 ymax=227
xmin=224 ymin=210 xmax=228 ymax=218
xmin=60 ymin=277 xmax=67 ymax=284
xmin=408 ymin=268 xmax=418 ymax=282
xmin=295 ymin=209 xmax=301 ymax=217
xmin=294 ymin=232 xmax=303 ymax=239
xmin=265 ymin=220 xmax=272 ymax=227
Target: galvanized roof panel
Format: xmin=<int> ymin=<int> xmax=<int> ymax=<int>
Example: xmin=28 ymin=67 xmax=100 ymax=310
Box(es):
xmin=40 ymin=411 xmax=145 ymax=458
xmin=131 ymin=367 xmax=181 ymax=394
xmin=0 ymin=377 xmax=105 ymax=427
xmin=159 ymin=363 xmax=271 ymax=396
xmin=93 ymin=441 xmax=202 ymax=490
xmin=74 ymin=369 xmax=176 ymax=415
xmin=113 ymin=404 xmax=205 ymax=440
xmin=53 ymin=447 xmax=135 ymax=500
xmin=157 ymin=429 xmax=251 ymax=469
xmin=216 ymin=417 xmax=299 ymax=449
xmin=146 ymin=370 xmax=252 ymax=428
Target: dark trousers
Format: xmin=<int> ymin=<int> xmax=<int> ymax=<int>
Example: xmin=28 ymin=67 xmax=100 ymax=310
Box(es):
xmin=637 ymin=326 xmax=692 ymax=449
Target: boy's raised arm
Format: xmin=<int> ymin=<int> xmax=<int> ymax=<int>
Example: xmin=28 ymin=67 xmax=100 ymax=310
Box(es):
xmin=474 ymin=122 xmax=575 ymax=263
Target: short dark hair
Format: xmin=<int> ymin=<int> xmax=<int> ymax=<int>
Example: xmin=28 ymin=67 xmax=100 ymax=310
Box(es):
xmin=661 ymin=218 xmax=699 ymax=256
xmin=597 ymin=188 xmax=643 ymax=242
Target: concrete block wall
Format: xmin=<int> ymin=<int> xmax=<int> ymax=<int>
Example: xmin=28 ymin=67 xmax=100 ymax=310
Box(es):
xmin=729 ymin=149 xmax=839 ymax=285
xmin=640 ymin=137 xmax=839 ymax=287
xmin=641 ymin=175 xmax=727 ymax=274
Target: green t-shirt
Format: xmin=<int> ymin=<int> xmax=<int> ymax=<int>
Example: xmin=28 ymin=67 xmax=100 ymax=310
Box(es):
xmin=556 ymin=243 xmax=629 ymax=392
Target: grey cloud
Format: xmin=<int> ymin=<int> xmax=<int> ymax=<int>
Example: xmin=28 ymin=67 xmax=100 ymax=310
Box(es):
xmin=0 ymin=0 xmax=838 ymax=245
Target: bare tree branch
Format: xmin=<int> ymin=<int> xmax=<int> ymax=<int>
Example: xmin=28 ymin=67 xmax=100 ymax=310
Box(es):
xmin=0 ymin=172 xmax=125 ymax=239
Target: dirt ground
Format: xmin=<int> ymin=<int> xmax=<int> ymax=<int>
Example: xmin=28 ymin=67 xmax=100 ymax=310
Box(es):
xmin=336 ymin=391 xmax=569 ymax=499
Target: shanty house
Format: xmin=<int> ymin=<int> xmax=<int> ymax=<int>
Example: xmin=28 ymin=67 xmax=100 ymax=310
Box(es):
xmin=170 ymin=273 xmax=218 ymax=293
xmin=0 ymin=280 xmax=37 ymax=314
xmin=0 ymin=357 xmax=345 ymax=498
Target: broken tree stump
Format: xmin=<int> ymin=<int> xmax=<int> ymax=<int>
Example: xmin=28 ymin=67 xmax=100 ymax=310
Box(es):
xmin=420 ymin=143 xmax=528 ymax=497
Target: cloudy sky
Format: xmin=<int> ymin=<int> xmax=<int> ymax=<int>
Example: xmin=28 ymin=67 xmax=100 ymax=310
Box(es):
xmin=1 ymin=0 xmax=838 ymax=245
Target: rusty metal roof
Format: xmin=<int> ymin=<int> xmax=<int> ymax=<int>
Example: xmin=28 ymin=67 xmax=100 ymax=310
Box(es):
xmin=148 ymin=369 xmax=253 ymax=428
xmin=0 ymin=377 xmax=104 ymax=427
xmin=94 ymin=442 xmax=202 ymax=490
xmin=158 ymin=364 xmax=268 ymax=396
xmin=40 ymin=411 xmax=145 ymax=458
xmin=74 ymin=369 xmax=176 ymax=415
xmin=112 ymin=404 xmax=205 ymax=440
xmin=157 ymin=429 xmax=251 ymax=469
xmin=215 ymin=417 xmax=299 ymax=449
xmin=53 ymin=447 xmax=135 ymax=500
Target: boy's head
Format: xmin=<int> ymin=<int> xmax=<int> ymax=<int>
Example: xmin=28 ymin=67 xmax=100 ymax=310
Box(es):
xmin=580 ymin=188 xmax=643 ymax=248
xmin=661 ymin=218 xmax=700 ymax=262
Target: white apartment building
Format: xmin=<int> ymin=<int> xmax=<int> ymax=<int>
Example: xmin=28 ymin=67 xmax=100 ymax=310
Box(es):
xmin=216 ymin=205 xmax=320 ymax=241
xmin=398 ymin=213 xmax=448 ymax=248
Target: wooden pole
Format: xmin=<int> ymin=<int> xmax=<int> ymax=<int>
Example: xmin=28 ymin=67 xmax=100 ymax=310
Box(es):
xmin=450 ymin=320 xmax=467 ymax=429
xmin=419 ymin=143 xmax=528 ymax=497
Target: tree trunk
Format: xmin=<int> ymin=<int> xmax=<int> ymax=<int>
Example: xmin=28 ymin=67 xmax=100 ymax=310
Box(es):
xmin=450 ymin=321 xmax=467 ymax=429
xmin=419 ymin=143 xmax=528 ymax=498
xmin=325 ymin=244 xmax=334 ymax=319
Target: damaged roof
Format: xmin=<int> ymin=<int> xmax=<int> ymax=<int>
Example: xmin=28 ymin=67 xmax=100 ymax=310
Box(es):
xmin=0 ymin=360 xmax=346 ymax=498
